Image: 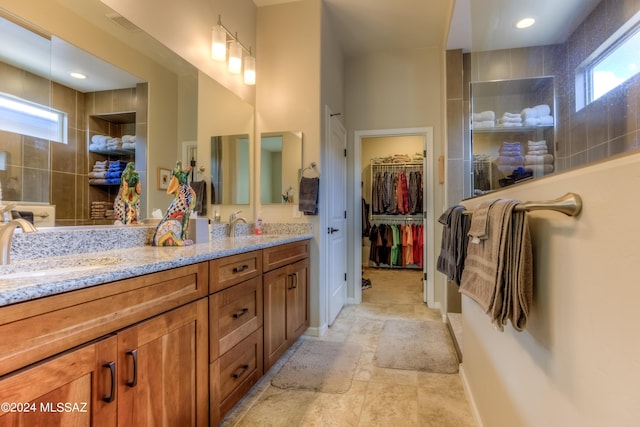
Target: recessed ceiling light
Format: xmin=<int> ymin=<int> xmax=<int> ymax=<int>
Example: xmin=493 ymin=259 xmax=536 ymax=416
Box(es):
xmin=70 ymin=72 xmax=87 ymax=79
xmin=516 ymin=18 xmax=535 ymax=29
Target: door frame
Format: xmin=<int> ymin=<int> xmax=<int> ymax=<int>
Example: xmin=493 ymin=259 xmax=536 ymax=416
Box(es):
xmin=350 ymin=127 xmax=436 ymax=307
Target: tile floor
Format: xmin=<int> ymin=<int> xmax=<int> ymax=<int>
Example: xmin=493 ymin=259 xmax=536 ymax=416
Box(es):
xmin=220 ymin=267 xmax=476 ymax=427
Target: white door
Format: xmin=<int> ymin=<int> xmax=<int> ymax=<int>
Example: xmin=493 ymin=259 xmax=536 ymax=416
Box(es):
xmin=327 ymin=108 xmax=347 ymax=325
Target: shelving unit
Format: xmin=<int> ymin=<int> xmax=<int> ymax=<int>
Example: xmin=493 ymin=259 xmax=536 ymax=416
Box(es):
xmin=470 ymin=76 xmax=556 ymax=192
xmin=88 ymin=111 xmax=136 ymax=222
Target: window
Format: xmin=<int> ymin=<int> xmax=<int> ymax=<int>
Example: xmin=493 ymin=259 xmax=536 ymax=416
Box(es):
xmin=576 ymin=12 xmax=640 ymax=111
xmin=0 ymin=92 xmax=67 ymax=143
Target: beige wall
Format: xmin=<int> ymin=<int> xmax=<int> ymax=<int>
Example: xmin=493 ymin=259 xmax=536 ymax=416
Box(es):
xmin=103 ymin=0 xmax=257 ymax=105
xmin=460 ymin=152 xmax=640 ymax=426
xmin=257 ymin=0 xmax=325 ymax=332
xmin=345 ymin=47 xmax=447 ymax=307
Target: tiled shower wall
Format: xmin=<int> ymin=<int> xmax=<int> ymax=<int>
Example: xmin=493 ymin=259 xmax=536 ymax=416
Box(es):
xmin=446 ymin=0 xmax=640 ymax=200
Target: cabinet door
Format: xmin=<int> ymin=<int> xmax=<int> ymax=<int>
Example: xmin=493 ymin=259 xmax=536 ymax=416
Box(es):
xmin=287 ymin=258 xmax=310 ymax=343
xmin=263 ymin=267 xmax=289 ymax=372
xmin=0 ymin=335 xmax=117 ymax=427
xmin=117 ymin=299 xmax=208 ymax=427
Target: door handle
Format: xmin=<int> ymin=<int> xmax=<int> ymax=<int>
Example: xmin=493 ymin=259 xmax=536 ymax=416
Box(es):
xmin=328 ymin=227 xmax=339 ymax=234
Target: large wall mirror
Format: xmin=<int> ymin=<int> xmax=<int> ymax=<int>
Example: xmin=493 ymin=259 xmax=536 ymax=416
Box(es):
xmin=448 ymin=0 xmax=640 ymax=198
xmin=0 ymin=0 xmax=198 ymax=225
xmin=260 ymin=131 xmax=302 ymax=204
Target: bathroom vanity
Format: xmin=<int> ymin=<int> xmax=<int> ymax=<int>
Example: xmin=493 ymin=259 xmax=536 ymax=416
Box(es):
xmin=0 ymin=232 xmax=311 ymax=426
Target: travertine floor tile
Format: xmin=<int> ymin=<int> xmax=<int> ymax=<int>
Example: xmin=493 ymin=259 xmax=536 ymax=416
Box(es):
xmin=220 ymin=268 xmax=474 ymax=427
xmin=358 ymin=382 xmax=419 ymax=426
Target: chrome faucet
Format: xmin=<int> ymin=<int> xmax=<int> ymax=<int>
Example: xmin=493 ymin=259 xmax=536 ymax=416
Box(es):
xmin=228 ymin=210 xmax=247 ymax=237
xmin=0 ymin=218 xmax=37 ymax=265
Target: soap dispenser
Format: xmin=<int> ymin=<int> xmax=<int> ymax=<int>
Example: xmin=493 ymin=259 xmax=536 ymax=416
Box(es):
xmin=254 ymin=211 xmax=263 ymax=235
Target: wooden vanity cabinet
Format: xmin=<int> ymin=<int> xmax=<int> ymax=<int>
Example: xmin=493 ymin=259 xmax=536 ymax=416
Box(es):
xmin=0 ymin=263 xmax=209 ymax=427
xmin=0 ymin=335 xmax=118 ymax=427
xmin=262 ymin=241 xmax=310 ymax=372
xmin=209 ymin=251 xmax=264 ymax=426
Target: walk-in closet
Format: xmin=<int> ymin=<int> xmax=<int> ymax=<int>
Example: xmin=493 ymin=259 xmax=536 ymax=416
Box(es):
xmin=360 ymin=135 xmax=428 ymax=292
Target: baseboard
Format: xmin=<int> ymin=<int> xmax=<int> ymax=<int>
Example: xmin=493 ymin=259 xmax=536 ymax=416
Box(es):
xmin=304 ymin=324 xmax=328 ymax=337
xmin=459 ymin=363 xmax=484 ymax=427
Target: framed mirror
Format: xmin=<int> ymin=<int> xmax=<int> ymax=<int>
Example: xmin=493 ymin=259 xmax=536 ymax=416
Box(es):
xmin=210 ymin=134 xmax=250 ymax=205
xmin=260 ymin=131 xmax=302 ymax=204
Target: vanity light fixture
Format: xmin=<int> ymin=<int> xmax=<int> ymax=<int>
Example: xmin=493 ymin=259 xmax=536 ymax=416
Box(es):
xmin=515 ymin=17 xmax=535 ymax=29
xmin=211 ymin=15 xmax=256 ymax=85
xmin=211 ymin=21 xmax=227 ymax=61
xmin=243 ymin=49 xmax=256 ymax=85
xmin=228 ymin=37 xmax=242 ymax=74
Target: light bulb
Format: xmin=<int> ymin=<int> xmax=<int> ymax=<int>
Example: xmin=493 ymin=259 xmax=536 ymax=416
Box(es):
xmin=244 ymin=55 xmax=256 ymax=85
xmin=228 ymin=40 xmax=242 ymax=74
xmin=211 ymin=25 xmax=227 ymax=61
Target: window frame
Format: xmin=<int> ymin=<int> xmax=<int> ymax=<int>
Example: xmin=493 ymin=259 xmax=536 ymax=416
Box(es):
xmin=0 ymin=91 xmax=68 ymax=144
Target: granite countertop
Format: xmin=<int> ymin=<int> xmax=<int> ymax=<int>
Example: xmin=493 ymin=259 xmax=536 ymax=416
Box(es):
xmin=0 ymin=234 xmax=312 ymax=308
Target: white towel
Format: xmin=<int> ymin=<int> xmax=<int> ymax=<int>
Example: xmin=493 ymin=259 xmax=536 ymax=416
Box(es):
xmin=537 ymin=115 xmax=554 ymax=125
xmin=534 ymin=104 xmax=551 ymax=117
xmin=498 ymin=156 xmax=525 ymax=165
xmin=524 ymin=154 xmax=554 ymax=164
xmin=528 ymin=150 xmax=548 ymax=156
xmin=525 ymin=164 xmax=554 ymax=175
xmin=474 ymin=120 xmax=495 ymax=129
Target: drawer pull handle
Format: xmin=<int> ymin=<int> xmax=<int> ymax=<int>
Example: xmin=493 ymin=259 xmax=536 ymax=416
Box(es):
xmin=233 ymin=308 xmax=250 ymax=319
xmin=102 ymin=361 xmax=116 ymax=403
xmin=287 ymin=273 xmax=294 ymax=290
xmin=232 ymin=264 xmax=249 ymax=273
xmin=232 ymin=364 xmax=250 ymax=379
xmin=126 ymin=349 xmax=138 ymax=388
xmin=292 ymin=272 xmax=298 ymax=289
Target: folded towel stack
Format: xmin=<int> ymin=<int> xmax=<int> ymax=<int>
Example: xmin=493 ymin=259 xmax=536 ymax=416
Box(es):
xmin=90 ymin=201 xmax=115 ymax=220
xmin=524 ymin=140 xmax=554 ymax=176
xmin=498 ymin=112 xmax=523 ymax=127
xmin=89 ymin=160 xmax=127 ymax=185
xmin=496 ymin=141 xmax=524 ymax=175
xmin=89 ymin=134 xmax=137 ymax=152
xmin=521 ymin=104 xmax=554 ymax=127
xmin=472 ymin=110 xmax=496 ymax=129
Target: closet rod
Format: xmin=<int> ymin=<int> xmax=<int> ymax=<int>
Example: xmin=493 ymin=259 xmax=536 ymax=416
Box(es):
xmin=465 ymin=192 xmax=582 ymax=217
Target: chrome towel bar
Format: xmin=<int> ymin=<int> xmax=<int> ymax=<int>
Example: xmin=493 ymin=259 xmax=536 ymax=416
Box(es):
xmin=464 ymin=192 xmax=582 ymax=217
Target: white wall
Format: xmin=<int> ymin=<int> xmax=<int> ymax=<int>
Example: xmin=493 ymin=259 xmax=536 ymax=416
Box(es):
xmin=460 ymin=152 xmax=640 ymax=427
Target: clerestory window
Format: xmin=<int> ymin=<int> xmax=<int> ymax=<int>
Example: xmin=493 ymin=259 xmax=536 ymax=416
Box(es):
xmin=0 ymin=92 xmax=67 ymax=143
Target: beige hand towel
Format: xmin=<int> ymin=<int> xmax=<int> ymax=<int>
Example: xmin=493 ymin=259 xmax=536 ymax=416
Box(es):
xmin=467 ymin=199 xmax=499 ymax=241
xmin=459 ymin=199 xmax=517 ymax=312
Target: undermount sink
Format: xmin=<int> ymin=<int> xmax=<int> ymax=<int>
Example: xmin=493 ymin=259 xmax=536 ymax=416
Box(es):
xmin=0 ymin=256 xmax=123 ymax=280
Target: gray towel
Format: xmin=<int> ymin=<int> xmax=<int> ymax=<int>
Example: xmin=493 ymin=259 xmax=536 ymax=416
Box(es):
xmin=190 ymin=180 xmax=207 ymax=216
xmin=459 ymin=199 xmax=533 ymax=331
xmin=299 ymin=177 xmax=319 ymax=215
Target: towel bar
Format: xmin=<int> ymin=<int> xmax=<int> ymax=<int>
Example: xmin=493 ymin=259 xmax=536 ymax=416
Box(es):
xmin=464 ymin=192 xmax=582 ymax=217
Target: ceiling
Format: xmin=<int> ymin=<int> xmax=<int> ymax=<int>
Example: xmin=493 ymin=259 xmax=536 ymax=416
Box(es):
xmin=0 ymin=0 xmax=603 ymax=93
xmin=254 ymin=0 xmax=601 ymax=55
xmin=253 ymin=0 xmax=454 ymax=56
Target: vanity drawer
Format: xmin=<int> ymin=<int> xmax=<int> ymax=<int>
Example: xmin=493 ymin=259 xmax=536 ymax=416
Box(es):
xmin=0 ymin=262 xmax=208 ymax=377
xmin=210 ymin=329 xmax=263 ymax=425
xmin=209 ymin=276 xmax=263 ymax=361
xmin=210 ymin=250 xmax=262 ymax=292
xmin=262 ymin=240 xmax=310 ymax=272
